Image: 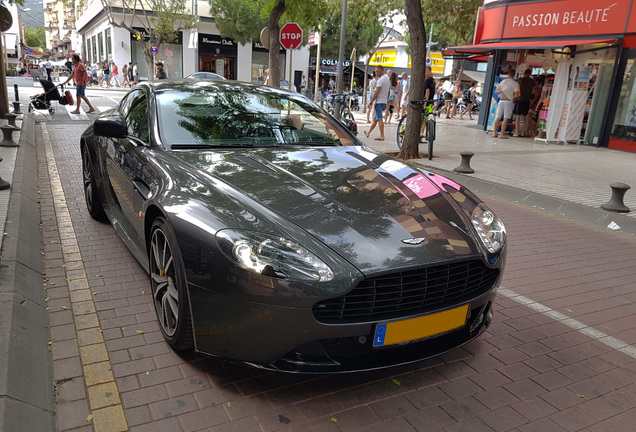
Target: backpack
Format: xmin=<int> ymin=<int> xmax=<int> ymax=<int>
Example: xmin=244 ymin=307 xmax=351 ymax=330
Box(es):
xmin=463 ymin=88 xmax=472 ymax=100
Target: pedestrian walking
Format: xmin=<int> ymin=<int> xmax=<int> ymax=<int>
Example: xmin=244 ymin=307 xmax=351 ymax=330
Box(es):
xmin=102 ymin=61 xmax=111 ymax=87
xmin=513 ymin=69 xmax=535 ymax=137
xmin=45 ymin=59 xmax=52 ymax=81
xmin=367 ymin=71 xmax=377 ymax=123
xmin=110 ymin=61 xmax=121 ymax=87
xmin=121 ymin=64 xmax=130 ymax=87
xmin=364 ymin=65 xmax=389 ymax=141
xmin=400 ymin=73 xmax=410 ymax=117
xmin=492 ymin=68 xmax=520 ymax=138
xmin=133 ymin=63 xmax=139 ymax=84
xmin=384 ymin=71 xmax=400 ymax=124
xmin=156 ymin=62 xmax=167 ymax=79
xmin=63 ymin=54 xmax=96 ymax=114
xmin=460 ymin=81 xmax=477 ymax=120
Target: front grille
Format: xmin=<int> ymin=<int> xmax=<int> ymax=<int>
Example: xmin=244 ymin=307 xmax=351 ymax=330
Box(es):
xmin=313 ymin=260 xmax=499 ymax=324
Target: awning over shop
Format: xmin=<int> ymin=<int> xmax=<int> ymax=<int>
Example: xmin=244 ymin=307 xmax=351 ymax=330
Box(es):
xmin=443 ymin=38 xmax=616 ymax=57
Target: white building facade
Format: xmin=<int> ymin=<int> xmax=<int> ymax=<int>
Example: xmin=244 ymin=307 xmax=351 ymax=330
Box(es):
xmin=74 ymin=0 xmax=309 ymax=85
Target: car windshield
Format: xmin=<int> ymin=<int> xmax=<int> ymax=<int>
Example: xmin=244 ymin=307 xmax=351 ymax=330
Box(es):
xmin=156 ymin=83 xmax=356 ymax=149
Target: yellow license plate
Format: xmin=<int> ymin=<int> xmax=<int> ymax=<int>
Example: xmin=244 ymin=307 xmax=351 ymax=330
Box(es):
xmin=373 ymin=305 xmax=469 ymax=347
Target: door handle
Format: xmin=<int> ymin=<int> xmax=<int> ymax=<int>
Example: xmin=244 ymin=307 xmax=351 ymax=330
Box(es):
xmin=133 ymin=179 xmax=151 ymax=200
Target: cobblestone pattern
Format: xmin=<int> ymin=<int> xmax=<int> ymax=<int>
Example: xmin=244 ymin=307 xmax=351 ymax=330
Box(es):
xmin=45 ymin=122 xmax=636 ymax=432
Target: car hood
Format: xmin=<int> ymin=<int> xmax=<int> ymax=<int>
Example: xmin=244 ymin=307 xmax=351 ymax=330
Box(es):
xmin=177 ymin=146 xmax=482 ymax=275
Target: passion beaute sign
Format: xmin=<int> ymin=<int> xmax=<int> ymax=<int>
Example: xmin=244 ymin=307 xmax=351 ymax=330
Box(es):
xmin=501 ymin=0 xmax=630 ymax=38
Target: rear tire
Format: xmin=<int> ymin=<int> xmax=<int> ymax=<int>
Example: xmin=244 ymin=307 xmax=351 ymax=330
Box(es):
xmin=81 ymin=146 xmax=107 ymax=221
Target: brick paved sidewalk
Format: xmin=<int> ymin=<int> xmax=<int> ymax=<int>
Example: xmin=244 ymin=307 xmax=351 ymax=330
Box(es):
xmin=37 ymin=120 xmax=636 ymax=432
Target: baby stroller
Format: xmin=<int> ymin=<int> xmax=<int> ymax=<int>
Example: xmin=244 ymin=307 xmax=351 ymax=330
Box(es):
xmin=28 ymin=79 xmax=73 ymax=114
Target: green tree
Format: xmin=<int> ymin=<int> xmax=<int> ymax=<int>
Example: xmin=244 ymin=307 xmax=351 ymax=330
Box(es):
xmin=210 ymin=0 xmax=331 ymax=88
xmin=318 ymin=0 xmax=386 ymax=59
xmin=102 ymin=0 xmax=197 ymax=80
xmin=24 ymin=26 xmax=45 ymax=47
xmin=398 ymin=0 xmax=426 ymax=160
xmin=422 ymin=0 xmax=481 ymax=48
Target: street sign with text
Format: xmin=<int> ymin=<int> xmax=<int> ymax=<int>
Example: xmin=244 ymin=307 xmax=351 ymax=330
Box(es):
xmin=280 ymin=22 xmax=303 ymax=50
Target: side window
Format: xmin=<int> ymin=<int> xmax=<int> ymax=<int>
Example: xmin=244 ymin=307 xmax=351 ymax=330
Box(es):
xmin=125 ymin=93 xmax=149 ymax=142
xmin=118 ymin=90 xmax=140 ymax=118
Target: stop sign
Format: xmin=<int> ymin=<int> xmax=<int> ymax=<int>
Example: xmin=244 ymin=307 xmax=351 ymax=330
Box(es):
xmin=280 ymin=22 xmax=303 ymax=50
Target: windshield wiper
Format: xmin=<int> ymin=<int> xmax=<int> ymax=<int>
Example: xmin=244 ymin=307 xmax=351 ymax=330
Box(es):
xmin=280 ymin=141 xmax=339 ymax=147
xmin=170 ymin=143 xmax=258 ymax=149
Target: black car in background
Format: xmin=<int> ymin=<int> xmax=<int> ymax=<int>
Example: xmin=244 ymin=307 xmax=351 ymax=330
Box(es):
xmin=80 ymin=80 xmax=506 ymax=372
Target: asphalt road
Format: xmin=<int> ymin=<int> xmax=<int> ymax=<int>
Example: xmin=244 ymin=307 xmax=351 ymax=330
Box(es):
xmin=12 ymin=87 xmax=636 ymax=431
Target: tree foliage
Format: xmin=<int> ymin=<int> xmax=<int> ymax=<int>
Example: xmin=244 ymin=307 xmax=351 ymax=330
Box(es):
xmin=421 ymin=0 xmax=481 ymax=48
xmin=209 ymin=0 xmax=331 ymax=88
xmin=397 ymin=0 xmax=426 ymax=160
xmin=24 ymin=26 xmax=46 ymax=47
xmin=102 ymin=0 xmax=196 ymax=79
xmin=318 ymin=0 xmax=386 ymax=59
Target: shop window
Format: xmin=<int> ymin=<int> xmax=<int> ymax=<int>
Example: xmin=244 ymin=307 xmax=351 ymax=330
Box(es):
xmin=199 ymin=55 xmax=235 ymax=79
xmin=251 ymin=52 xmax=286 ymax=84
xmin=106 ymin=28 xmax=112 ymax=59
xmin=131 ymin=41 xmax=183 ymax=79
xmin=610 ymin=58 xmax=636 ymax=145
xmin=98 ymin=33 xmax=104 ymax=60
xmin=92 ymin=36 xmax=97 ymax=63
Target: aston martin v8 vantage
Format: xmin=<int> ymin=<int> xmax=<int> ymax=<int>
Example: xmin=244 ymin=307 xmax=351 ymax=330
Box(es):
xmin=80 ymin=80 xmax=506 ymax=372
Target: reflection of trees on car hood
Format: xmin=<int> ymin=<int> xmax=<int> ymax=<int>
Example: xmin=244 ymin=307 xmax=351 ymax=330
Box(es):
xmin=176 ymin=146 xmax=479 ymax=274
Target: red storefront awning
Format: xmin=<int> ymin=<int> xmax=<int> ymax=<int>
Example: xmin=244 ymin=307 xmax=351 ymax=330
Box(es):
xmin=443 ymin=39 xmax=616 ymax=57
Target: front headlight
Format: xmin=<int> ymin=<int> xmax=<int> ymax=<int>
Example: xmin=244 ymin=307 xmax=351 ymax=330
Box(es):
xmin=217 ymin=229 xmax=334 ymax=282
xmin=471 ymin=203 xmax=506 ymax=253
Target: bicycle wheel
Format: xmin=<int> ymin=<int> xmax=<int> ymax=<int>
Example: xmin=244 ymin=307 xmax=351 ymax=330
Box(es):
xmin=396 ymin=115 xmax=407 ymax=150
xmin=427 ymin=118 xmax=435 ymax=160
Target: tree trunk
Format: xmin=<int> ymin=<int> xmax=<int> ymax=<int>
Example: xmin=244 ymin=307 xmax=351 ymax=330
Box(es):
xmin=268 ymin=0 xmax=285 ymax=88
xmin=0 ymin=36 xmax=9 ymax=119
xmin=398 ymin=0 xmax=426 ymax=160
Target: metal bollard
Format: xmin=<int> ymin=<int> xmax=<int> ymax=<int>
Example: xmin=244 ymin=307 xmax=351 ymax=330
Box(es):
xmin=14 ymin=84 xmax=19 ymax=102
xmin=0 ymin=125 xmax=19 ymax=147
xmin=4 ymin=113 xmax=20 ymax=130
xmin=454 ymin=151 xmax=475 ymax=174
xmin=12 ymin=101 xmax=22 ymax=115
xmin=601 ymin=182 xmax=631 ymax=213
xmin=0 ymin=157 xmax=10 ymax=190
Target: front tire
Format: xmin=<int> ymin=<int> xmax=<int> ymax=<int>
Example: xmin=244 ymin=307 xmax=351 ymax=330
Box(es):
xmin=81 ymin=146 xmax=107 ymax=221
xmin=149 ymin=218 xmax=194 ymax=351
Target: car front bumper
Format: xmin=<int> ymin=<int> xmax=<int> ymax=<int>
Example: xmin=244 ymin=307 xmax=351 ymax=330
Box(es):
xmin=187 ymin=283 xmax=497 ymax=373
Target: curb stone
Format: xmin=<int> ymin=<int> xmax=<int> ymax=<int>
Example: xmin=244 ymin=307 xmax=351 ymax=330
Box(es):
xmin=0 ymin=113 xmax=55 ymax=431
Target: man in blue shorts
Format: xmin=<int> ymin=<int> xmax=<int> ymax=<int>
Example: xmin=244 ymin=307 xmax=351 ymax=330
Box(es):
xmin=63 ymin=54 xmax=96 ymax=114
xmin=364 ymin=65 xmax=390 ymax=141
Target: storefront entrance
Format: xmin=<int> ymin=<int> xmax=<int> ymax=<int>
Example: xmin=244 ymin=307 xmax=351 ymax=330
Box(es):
xmin=198 ymin=34 xmax=237 ymax=80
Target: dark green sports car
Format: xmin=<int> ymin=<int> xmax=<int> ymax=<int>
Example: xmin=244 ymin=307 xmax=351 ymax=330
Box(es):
xmin=81 ymin=80 xmax=506 ymax=373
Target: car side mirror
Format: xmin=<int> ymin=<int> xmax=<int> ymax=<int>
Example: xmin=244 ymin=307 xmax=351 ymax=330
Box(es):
xmin=93 ymin=115 xmax=128 ymax=138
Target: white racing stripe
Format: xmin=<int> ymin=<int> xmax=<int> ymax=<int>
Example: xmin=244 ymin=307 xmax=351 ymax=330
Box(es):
xmin=498 ymin=287 xmax=636 ymax=359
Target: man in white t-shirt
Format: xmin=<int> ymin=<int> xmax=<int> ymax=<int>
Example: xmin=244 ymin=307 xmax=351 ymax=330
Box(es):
xmin=364 ymin=65 xmax=390 ymax=140
xmin=493 ymin=68 xmax=520 ymax=138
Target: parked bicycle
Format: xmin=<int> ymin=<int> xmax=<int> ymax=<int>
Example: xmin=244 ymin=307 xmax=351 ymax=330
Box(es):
xmin=327 ymin=93 xmax=355 ymax=122
xmin=396 ymin=100 xmax=436 ymax=160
